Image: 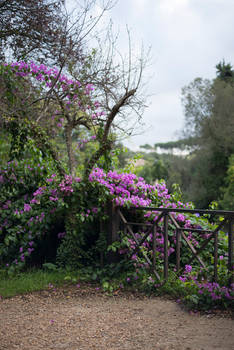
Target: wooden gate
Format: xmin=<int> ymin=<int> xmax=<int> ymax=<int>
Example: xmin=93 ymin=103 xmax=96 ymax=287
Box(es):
xmin=109 ymin=206 xmax=234 ymax=285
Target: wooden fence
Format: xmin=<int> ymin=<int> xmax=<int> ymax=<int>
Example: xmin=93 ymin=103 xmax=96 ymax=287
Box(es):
xmin=108 ymin=204 xmax=234 ymax=284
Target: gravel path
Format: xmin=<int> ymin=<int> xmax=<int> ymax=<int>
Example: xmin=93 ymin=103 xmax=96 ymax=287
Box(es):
xmin=0 ymin=285 xmax=233 ymax=350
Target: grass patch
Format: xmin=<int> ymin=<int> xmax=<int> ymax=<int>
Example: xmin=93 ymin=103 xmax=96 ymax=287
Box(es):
xmin=0 ymin=269 xmax=69 ymax=298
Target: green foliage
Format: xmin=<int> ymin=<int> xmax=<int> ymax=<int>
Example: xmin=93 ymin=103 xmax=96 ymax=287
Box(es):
xmin=55 ymin=181 xmax=108 ymax=269
xmin=42 ymin=262 xmax=58 ymax=271
xmin=0 ymin=155 xmax=65 ymax=272
xmin=0 ymin=131 xmax=11 ymax=167
xmin=216 ymin=60 xmax=234 ymax=82
xmin=219 ymin=155 xmax=234 ymax=210
xmin=137 ymin=157 xmax=168 ymax=185
xmin=0 ymin=268 xmax=68 ymax=298
xmin=123 ymin=152 xmax=143 ymax=174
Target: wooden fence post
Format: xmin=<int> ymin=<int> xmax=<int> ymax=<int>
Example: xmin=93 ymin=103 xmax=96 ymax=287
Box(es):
xmin=164 ymin=213 xmax=168 ymax=280
xmin=213 ymin=231 xmax=218 ymax=282
xmin=176 ymin=228 xmax=181 ymax=272
xmin=152 ymin=224 xmax=156 ymax=271
xmin=228 ymin=217 xmax=233 ymax=286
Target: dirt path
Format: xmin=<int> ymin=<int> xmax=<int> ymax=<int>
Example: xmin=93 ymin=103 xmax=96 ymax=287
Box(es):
xmin=0 ymin=285 xmax=233 ymax=350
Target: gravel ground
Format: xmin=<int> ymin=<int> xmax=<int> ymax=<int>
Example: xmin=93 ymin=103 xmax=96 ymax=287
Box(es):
xmin=0 ymin=285 xmax=233 ymax=350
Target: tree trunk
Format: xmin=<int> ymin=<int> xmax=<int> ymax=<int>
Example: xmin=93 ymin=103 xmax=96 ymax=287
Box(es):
xmin=65 ymin=124 xmax=75 ymax=175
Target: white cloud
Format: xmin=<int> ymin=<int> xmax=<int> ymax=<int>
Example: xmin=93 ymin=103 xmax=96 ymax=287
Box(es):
xmin=77 ymin=0 xmax=234 ymax=148
xmin=159 ymin=0 xmax=189 ymax=15
xmin=124 ymin=89 xmax=184 ymax=149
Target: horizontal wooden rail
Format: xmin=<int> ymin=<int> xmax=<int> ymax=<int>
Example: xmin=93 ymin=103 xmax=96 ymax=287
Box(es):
xmin=128 ymin=206 xmax=234 ymax=216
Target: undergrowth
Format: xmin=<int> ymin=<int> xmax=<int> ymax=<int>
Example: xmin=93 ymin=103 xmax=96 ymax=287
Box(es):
xmin=0 ymin=264 xmax=233 ymax=314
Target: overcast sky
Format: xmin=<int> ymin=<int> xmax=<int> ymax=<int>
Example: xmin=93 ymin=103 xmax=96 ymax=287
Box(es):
xmin=97 ymin=0 xmax=234 ymax=150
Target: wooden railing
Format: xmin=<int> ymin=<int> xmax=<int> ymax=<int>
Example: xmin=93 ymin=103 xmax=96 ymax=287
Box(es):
xmin=109 ymin=205 xmax=234 ymax=284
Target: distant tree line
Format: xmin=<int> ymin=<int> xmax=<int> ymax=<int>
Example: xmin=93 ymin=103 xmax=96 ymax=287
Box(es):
xmin=135 ymin=61 xmax=234 ymax=210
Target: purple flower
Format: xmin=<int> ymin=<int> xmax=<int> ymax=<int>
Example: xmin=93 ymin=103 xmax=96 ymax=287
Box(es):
xmin=33 ymin=187 xmax=44 ymax=196
xmin=58 ymin=232 xmax=66 ymax=239
xmin=24 ymin=203 xmax=32 ymax=212
xmin=179 ymin=276 xmax=186 ymax=282
xmin=177 ymin=214 xmax=185 ymax=222
xmin=30 ymin=198 xmax=39 ymax=204
xmin=49 ymin=196 xmax=58 ymax=201
xmin=185 ymin=265 xmax=192 ymax=274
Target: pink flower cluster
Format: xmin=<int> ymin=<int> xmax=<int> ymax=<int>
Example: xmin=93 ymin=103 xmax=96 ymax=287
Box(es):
xmin=9 ymin=61 xmax=82 ymax=90
xmin=59 ymin=175 xmax=74 ymax=194
xmin=5 ymin=61 xmax=103 ymax=125
xmin=89 ymin=168 xmax=156 ymax=207
xmin=179 ymin=270 xmax=234 ymax=302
